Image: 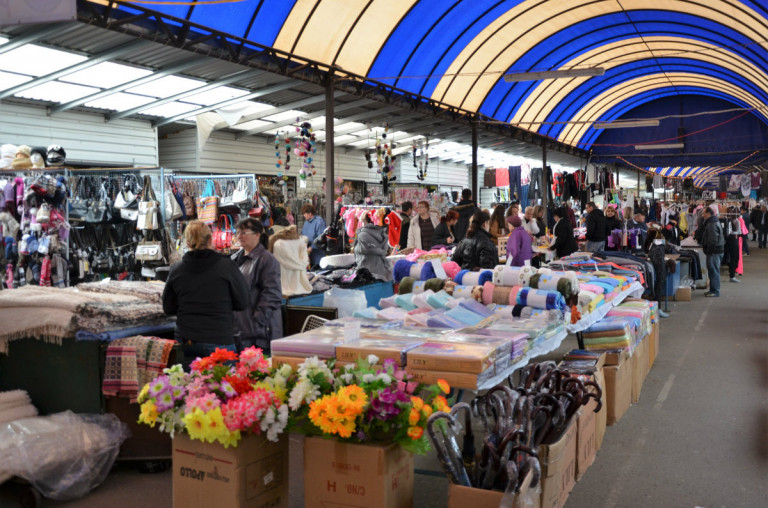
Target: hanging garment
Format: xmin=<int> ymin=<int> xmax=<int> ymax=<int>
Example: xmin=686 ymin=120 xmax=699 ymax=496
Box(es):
xmin=586 ymin=164 xmax=598 ymax=184
xmin=508 ymin=166 xmax=522 ymax=199
xmin=653 ymin=174 xmax=664 ymax=189
xmin=520 ymin=164 xmax=531 ymax=185
xmin=484 ymin=168 xmax=496 ymax=187
xmin=741 ymin=174 xmax=751 ymax=197
xmin=496 ymin=168 xmax=509 ymax=187
xmin=729 ymin=175 xmax=741 ymax=192
xmin=750 ymin=172 xmax=761 ymax=190
xmin=573 ymin=169 xmax=586 ymax=190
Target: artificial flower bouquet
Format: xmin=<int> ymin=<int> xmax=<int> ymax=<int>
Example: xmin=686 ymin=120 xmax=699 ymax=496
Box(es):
xmin=287 ymin=354 xmax=452 ymax=454
xmin=137 ymin=347 xmax=291 ymax=448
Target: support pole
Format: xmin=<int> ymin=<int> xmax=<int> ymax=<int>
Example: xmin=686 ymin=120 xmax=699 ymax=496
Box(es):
xmin=325 ymin=72 xmax=335 ymax=225
xmin=541 ymin=143 xmax=548 ymax=211
xmin=637 ymin=169 xmax=641 ymax=197
xmin=471 ymin=120 xmax=478 ymax=200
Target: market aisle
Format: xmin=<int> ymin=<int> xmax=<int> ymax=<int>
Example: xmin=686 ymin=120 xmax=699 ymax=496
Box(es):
xmin=567 ymin=244 xmax=768 ymax=508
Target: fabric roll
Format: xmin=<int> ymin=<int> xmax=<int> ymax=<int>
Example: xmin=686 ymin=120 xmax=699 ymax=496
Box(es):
xmin=442 ymin=261 xmax=461 ymax=280
xmin=379 ymin=295 xmax=398 ymax=308
xmin=398 ymin=276 xmax=416 ymax=294
xmin=453 ymin=285 xmax=474 ymax=299
xmin=393 ymin=259 xmax=415 ymax=283
xmin=419 ymin=262 xmax=437 ymax=281
xmin=493 ymin=265 xmax=524 ymax=286
xmin=478 ymin=270 xmax=493 ymax=286
xmin=394 ymin=293 xmax=417 ymax=310
xmin=424 ymin=278 xmax=445 ymax=293
xmin=412 ymin=281 xmax=427 ymax=294
xmin=412 ymin=290 xmax=436 ymax=309
xmin=508 ymin=285 xmax=522 ymax=306
xmin=516 ymin=287 xmax=566 ymax=311
xmin=460 ymin=270 xmax=482 ymax=286
xmin=426 ymin=290 xmax=453 ymax=309
xmin=454 ymin=269 xmax=469 ymax=284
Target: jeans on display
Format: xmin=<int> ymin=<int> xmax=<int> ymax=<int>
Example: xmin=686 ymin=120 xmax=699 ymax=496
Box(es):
xmin=520 ymin=184 xmax=529 ymax=207
xmin=706 ymin=253 xmax=723 ymax=295
xmin=529 ymin=167 xmax=542 ymax=201
xmin=586 ymin=240 xmax=605 ymax=253
xmin=759 ymin=229 xmax=768 ymax=248
xmin=725 ymin=236 xmax=739 ymax=277
xmin=180 ymin=341 xmax=236 ymax=371
xmin=508 ymin=166 xmax=522 ymax=200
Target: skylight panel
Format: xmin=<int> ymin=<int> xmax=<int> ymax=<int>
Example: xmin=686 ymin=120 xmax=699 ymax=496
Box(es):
xmin=261 ymin=110 xmax=306 ymax=122
xmin=183 ymin=86 xmax=250 ymax=106
xmin=0 ymin=71 xmax=31 ymax=91
xmin=61 ymin=62 xmax=153 ymax=88
xmin=127 ymin=75 xmax=204 ymax=98
xmin=139 ymin=101 xmax=201 ymax=118
xmin=0 ymin=45 xmax=86 ymax=77
xmin=85 ymin=92 xmax=156 ymax=111
xmin=17 ymin=81 xmax=98 ymax=103
xmin=229 ymin=119 xmax=272 ymax=131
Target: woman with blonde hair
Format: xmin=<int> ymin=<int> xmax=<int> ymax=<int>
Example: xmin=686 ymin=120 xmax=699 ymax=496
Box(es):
xmin=162 ymin=220 xmax=250 ymax=367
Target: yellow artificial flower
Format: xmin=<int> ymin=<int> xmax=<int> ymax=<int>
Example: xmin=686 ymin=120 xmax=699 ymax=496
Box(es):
xmin=334 ymin=417 xmax=356 ymax=438
xmin=408 ymin=409 xmax=420 ymax=426
xmin=436 ymin=379 xmax=451 ymax=394
xmin=137 ymin=383 xmax=150 ymax=404
xmin=217 ymin=428 xmax=242 ymax=449
xmin=410 ymin=396 xmax=424 ymax=411
xmin=182 ymin=408 xmax=211 ymax=442
xmin=337 ymin=385 xmax=368 ymax=412
xmin=433 ymin=395 xmax=450 ymax=412
xmin=421 ymin=404 xmax=433 ymax=418
xmin=204 ymin=407 xmax=228 ymax=444
xmin=138 ymin=401 xmax=158 ymax=427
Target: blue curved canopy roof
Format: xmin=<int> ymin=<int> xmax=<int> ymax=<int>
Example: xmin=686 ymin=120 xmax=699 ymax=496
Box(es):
xmin=107 ymin=0 xmax=768 ymax=175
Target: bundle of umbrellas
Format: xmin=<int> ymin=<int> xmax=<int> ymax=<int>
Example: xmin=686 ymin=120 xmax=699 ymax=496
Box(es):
xmin=427 ymin=361 xmax=601 ymax=496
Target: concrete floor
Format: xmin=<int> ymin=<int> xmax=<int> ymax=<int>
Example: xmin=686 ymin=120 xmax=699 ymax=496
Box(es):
xmin=1 ymin=242 xmax=766 ymax=507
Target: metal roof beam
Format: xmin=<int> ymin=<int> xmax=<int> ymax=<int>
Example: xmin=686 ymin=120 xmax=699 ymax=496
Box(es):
xmin=236 ymin=95 xmax=367 ymax=137
xmin=152 ymin=80 xmax=299 ymax=128
xmin=0 ymin=22 xmax=81 ymax=56
xmin=107 ymin=67 xmax=266 ymax=121
xmin=233 ymin=89 xmax=342 ymax=128
xmin=50 ymin=57 xmax=202 ymax=114
xmin=0 ymin=39 xmax=153 ymax=101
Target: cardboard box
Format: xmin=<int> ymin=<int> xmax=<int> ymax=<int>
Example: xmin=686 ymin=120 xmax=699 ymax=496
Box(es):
xmin=448 ymin=469 xmax=540 ymax=508
xmin=335 ymin=338 xmax=424 ymax=367
xmin=631 ymin=338 xmax=647 ymax=404
xmin=576 ymin=403 xmax=598 ymax=481
xmin=675 ymin=286 xmax=692 ymax=301
xmin=649 ymin=321 xmax=659 ymax=370
xmin=271 ymin=355 xmax=312 ymax=371
xmin=172 ymin=432 xmax=288 ymax=508
xmin=303 ymin=437 xmax=413 ymax=508
xmin=604 ymin=349 xmax=629 ymax=366
xmin=539 ymin=418 xmax=577 ymax=508
xmin=406 ymin=366 xmax=495 ymax=390
xmin=604 ymin=360 xmax=631 ymax=425
xmin=406 ymin=342 xmax=495 ymax=374
xmin=593 ymin=368 xmax=607 ymax=451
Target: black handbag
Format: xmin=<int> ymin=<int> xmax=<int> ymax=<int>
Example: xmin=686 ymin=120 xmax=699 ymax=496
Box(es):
xmin=85 ymin=180 xmax=113 ymax=224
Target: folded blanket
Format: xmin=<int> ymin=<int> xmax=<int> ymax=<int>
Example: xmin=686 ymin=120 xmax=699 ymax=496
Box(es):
xmin=76 ymin=280 xmax=165 ymax=303
xmin=516 ymin=288 xmax=566 ymax=311
xmin=102 ymin=335 xmax=150 ymax=402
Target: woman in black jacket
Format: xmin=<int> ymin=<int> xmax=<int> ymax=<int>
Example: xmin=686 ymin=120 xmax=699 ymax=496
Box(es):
xmin=550 ymin=206 xmax=578 ymax=259
xmin=162 ymin=221 xmax=250 ymax=368
xmin=432 ymin=210 xmax=459 ymax=247
xmin=451 ymin=210 xmax=499 ymax=269
xmin=604 ymin=206 xmax=623 ymax=250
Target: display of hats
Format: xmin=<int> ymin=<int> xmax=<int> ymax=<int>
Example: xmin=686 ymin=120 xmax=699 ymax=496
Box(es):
xmin=11 ymin=145 xmax=32 ymax=170
xmin=1 ymin=144 xmax=16 ymax=169
xmin=46 ymin=145 xmax=66 ymax=166
xmin=29 ymin=147 xmax=47 ymax=169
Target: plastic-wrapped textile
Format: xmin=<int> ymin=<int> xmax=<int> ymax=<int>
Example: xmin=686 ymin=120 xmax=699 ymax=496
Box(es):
xmin=516 ymin=287 xmax=566 ymax=311
xmin=0 ymin=411 xmax=130 ymax=501
xmin=323 ymin=287 xmax=368 ymax=317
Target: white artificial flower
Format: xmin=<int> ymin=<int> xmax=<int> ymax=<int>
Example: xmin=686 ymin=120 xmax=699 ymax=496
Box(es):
xmin=344 ymin=364 xmax=355 ymax=372
xmin=301 ymin=357 xmax=321 ymax=371
xmin=279 ymin=364 xmax=293 ymax=377
xmin=377 ymin=373 xmax=392 ymax=384
xmin=367 ymin=354 xmax=379 ymax=365
xmin=277 ymin=405 xmax=288 ymax=426
xmin=362 ymin=374 xmax=376 ymax=383
xmin=340 ymin=373 xmax=354 ymax=384
xmin=288 ymin=379 xmax=321 ymax=410
xmin=266 ymin=426 xmax=280 ymax=442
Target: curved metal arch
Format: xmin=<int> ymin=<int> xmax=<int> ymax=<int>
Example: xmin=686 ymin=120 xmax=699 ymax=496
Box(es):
xmin=577 ymin=88 xmax=752 ymax=148
xmin=432 ymin=0 xmax=768 ymax=111
xmin=559 ymin=73 xmax=766 ymax=145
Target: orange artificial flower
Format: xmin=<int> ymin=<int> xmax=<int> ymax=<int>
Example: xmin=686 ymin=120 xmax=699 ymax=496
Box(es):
xmin=410 ymin=396 xmax=424 ymax=411
xmin=407 ymin=426 xmax=424 ymax=440
xmin=210 ymin=348 xmax=238 ymax=363
xmin=421 ymin=404 xmax=433 ymax=418
xmin=190 ymin=356 xmax=214 ymax=372
xmin=433 ymin=395 xmax=449 ymax=412
xmin=337 ymin=385 xmax=368 ymax=412
xmin=408 ymin=409 xmax=420 ymax=426
xmin=436 ymin=379 xmax=450 ymax=394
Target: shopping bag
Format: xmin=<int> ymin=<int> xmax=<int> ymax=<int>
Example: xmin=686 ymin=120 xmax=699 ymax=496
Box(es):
xmin=212 ymin=214 xmax=235 ymax=251
xmin=196 ymin=179 xmax=218 ymax=224
xmin=137 ymin=175 xmax=160 ymax=230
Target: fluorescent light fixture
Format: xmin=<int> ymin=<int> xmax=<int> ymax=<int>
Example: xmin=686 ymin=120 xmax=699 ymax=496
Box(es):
xmin=503 ymin=67 xmax=604 ymax=82
xmin=594 ymin=119 xmax=659 ymax=129
xmin=634 ymin=143 xmax=684 ymax=150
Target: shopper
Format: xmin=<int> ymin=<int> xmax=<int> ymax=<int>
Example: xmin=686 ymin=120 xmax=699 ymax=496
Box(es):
xmin=354 ymin=215 xmax=392 ymax=281
xmin=522 ymin=206 xmax=540 ymax=236
xmin=162 ymin=221 xmax=250 ymax=367
xmin=643 ymin=228 xmax=670 ymax=318
xmin=584 ymin=201 xmax=607 ymax=252
xmin=300 ymin=203 xmax=326 ymax=268
xmin=433 ymin=209 xmax=459 ymax=247
xmin=549 ymin=206 xmax=578 ymax=259
xmin=231 ymin=218 xmax=284 ymax=353
xmin=756 ymin=204 xmax=768 ymax=248
xmin=565 ymin=202 xmax=578 ymax=228
xmin=749 ymin=205 xmax=760 ymax=242
xmin=407 ymin=200 xmax=439 ymax=250
xmin=532 ymin=205 xmax=547 ymax=238
xmin=489 ymin=205 xmax=508 ymax=240
xmin=451 ymin=189 xmax=480 ymax=242
xmin=740 ymin=206 xmax=750 ymax=256
xmin=506 ymin=214 xmax=533 ymax=267
xmin=603 ymin=206 xmax=622 ymax=250
xmin=701 ymin=207 xmax=725 ymax=297
xmin=505 ymin=202 xmax=521 ymax=222
xmin=724 ymin=208 xmax=741 ymax=283
xmin=398 ymin=201 xmax=413 ymax=250
xmin=451 ymin=210 xmax=499 ymax=269
xmin=268 ymin=225 xmax=312 ymax=296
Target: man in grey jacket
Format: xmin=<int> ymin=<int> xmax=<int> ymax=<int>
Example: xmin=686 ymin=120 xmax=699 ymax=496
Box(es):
xmin=232 ymin=218 xmax=284 ymax=353
xmin=700 ymin=207 xmax=725 ymax=297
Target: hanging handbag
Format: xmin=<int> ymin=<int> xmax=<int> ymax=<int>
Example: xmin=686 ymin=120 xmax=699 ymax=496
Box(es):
xmin=36 ymin=203 xmax=51 ymax=224
xmin=183 ymin=180 xmax=197 ymax=218
xmin=137 ymin=175 xmax=160 ymax=230
xmin=212 ymin=214 xmax=235 ymax=251
xmin=114 ymin=174 xmax=138 ymax=210
xmin=196 ymin=179 xmax=218 ymax=224
xmin=219 ymin=180 xmax=237 ymax=209
xmin=164 ymin=177 xmax=183 ymax=220
xmin=85 ymin=180 xmax=113 ymax=224
xmin=232 ymin=177 xmax=250 ymax=205
xmin=68 ymin=177 xmax=89 ymax=222
xmin=135 ymin=238 xmax=163 ymax=263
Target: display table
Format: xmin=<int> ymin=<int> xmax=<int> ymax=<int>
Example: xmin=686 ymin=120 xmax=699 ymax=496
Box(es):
xmin=567 ymin=281 xmax=645 ymax=334
xmin=284 ymin=281 xmax=394 ymax=309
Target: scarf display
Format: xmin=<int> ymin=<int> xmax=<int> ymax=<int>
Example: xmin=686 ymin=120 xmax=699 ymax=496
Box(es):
xmin=76 ymin=280 xmax=164 ymax=303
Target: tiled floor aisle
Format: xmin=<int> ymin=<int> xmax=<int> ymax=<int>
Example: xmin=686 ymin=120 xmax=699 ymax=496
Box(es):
xmin=1 ymin=242 xmax=766 ymax=507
